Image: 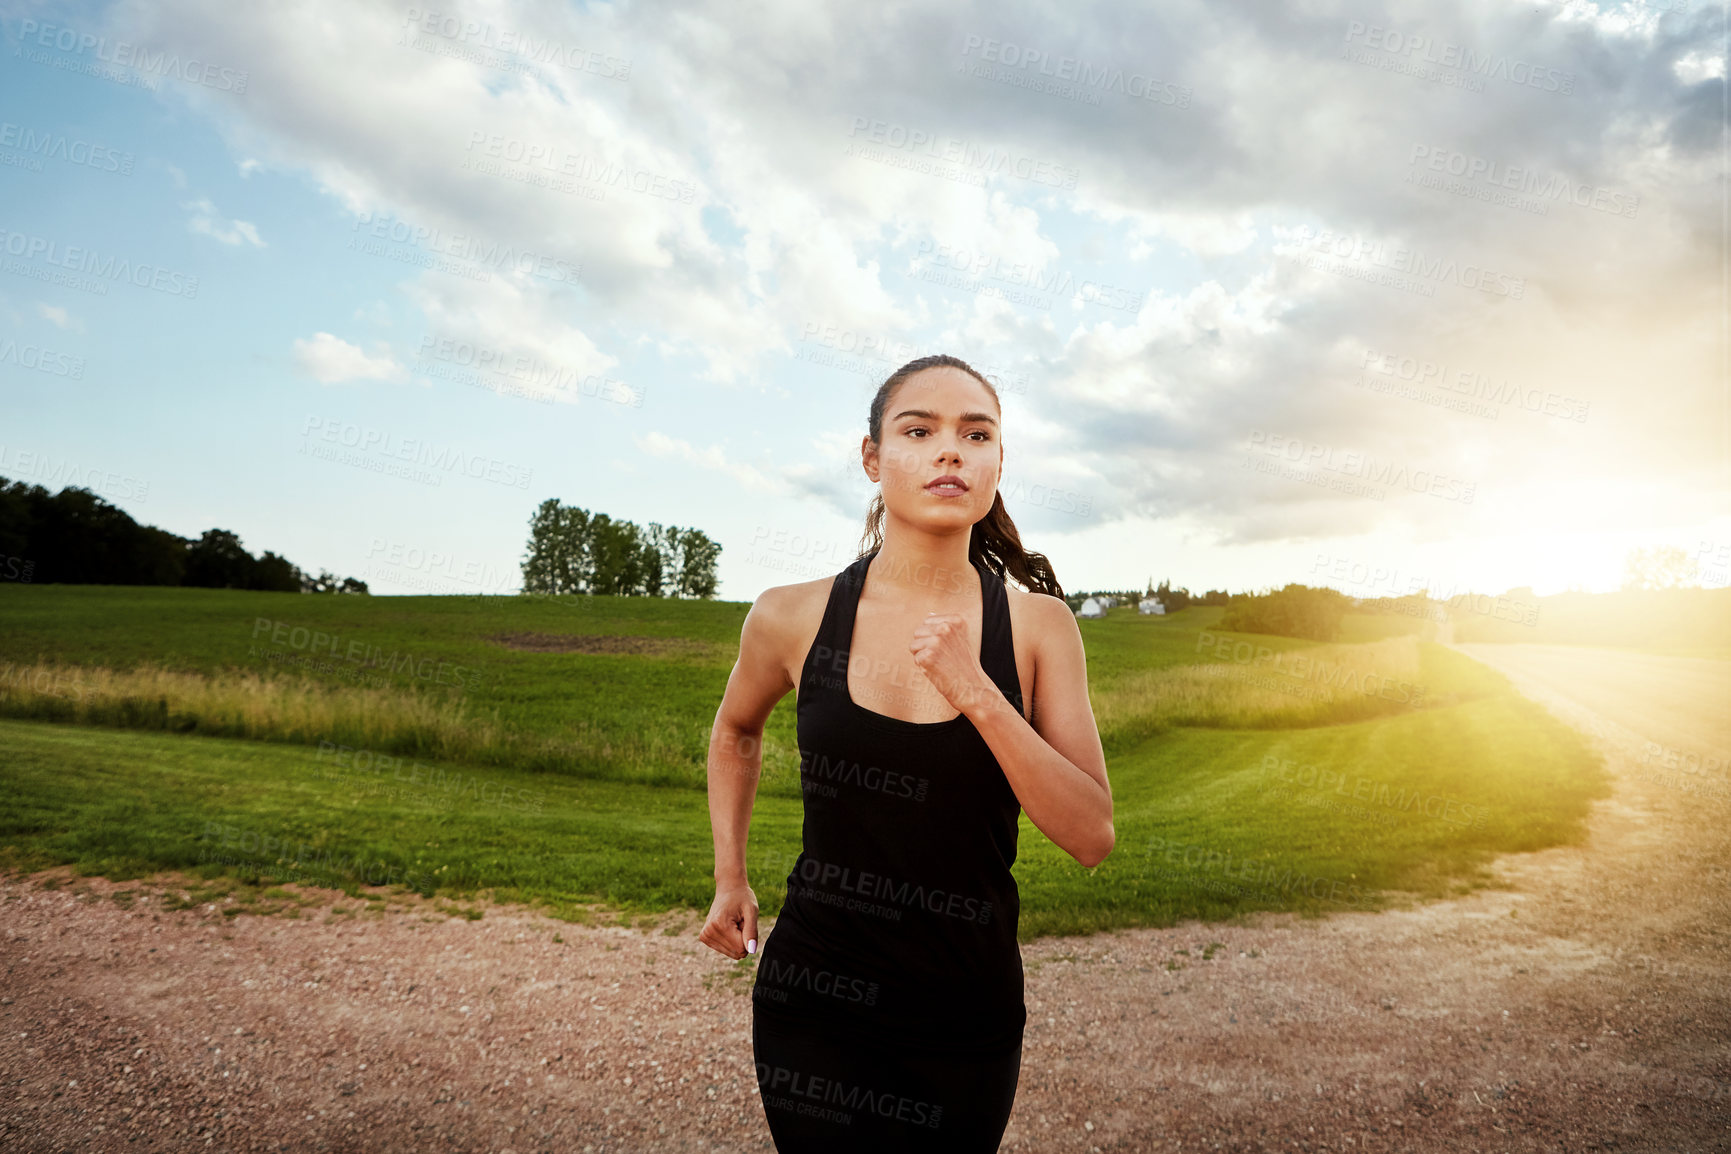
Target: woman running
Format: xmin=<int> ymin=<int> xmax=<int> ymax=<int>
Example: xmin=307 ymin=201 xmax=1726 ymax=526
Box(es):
xmin=700 ymin=353 xmax=1114 ymax=1152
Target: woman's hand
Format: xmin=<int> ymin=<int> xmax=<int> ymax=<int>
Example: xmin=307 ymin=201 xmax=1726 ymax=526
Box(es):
xmin=909 ymin=612 xmax=997 ymax=716
xmin=698 ymin=881 xmax=760 ymax=961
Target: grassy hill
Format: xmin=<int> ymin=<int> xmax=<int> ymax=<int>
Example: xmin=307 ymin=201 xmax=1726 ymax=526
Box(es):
xmin=0 ymin=585 xmax=1610 ymax=938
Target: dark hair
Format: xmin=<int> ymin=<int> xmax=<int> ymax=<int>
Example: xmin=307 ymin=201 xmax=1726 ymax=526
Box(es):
xmin=858 ymin=353 xmax=1064 ymax=598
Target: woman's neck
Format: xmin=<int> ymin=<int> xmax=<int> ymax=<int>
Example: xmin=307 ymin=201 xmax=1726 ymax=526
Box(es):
xmin=868 ymin=527 xmax=977 ymax=604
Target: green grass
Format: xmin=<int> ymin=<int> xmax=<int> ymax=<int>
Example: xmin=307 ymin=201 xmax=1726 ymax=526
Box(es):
xmin=0 ymin=587 xmax=1443 ymax=793
xmin=0 ymin=586 xmax=1614 ymax=937
xmin=0 ymin=637 xmax=1607 ymax=938
xmin=0 ymin=716 xmax=786 ymax=926
xmin=0 ymin=583 xmax=791 ymax=791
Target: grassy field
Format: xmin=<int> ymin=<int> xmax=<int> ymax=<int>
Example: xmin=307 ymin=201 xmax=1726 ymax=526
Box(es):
xmin=0 ymin=585 xmax=1611 ymax=938
xmin=1447 ymin=585 xmax=1731 ymax=660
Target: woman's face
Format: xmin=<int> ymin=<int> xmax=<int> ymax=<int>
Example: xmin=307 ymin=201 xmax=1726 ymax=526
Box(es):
xmin=864 ymin=366 xmax=1002 ymax=532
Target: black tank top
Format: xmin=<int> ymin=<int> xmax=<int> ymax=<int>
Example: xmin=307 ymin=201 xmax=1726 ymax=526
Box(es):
xmin=751 ymin=547 xmax=1028 ymax=1054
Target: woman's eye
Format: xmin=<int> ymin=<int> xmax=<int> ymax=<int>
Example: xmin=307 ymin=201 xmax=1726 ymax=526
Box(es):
xmin=902 ymin=427 xmax=991 ymax=440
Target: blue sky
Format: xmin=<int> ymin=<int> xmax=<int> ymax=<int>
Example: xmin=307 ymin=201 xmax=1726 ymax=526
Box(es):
xmin=2 ymin=0 xmax=1727 ymax=600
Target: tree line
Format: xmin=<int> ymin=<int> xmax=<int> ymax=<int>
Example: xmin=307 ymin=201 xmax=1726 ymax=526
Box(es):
xmin=520 ymin=498 xmax=720 ymax=598
xmin=0 ymin=477 xmax=367 ymax=592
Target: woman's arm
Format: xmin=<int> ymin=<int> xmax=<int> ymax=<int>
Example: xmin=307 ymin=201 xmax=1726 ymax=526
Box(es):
xmin=910 ymin=595 xmax=1113 ymax=867
xmin=698 ymin=586 xmax=799 ymax=960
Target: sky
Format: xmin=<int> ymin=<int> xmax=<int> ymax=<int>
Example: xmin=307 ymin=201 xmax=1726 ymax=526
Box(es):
xmin=1 ymin=0 xmax=1727 ymax=602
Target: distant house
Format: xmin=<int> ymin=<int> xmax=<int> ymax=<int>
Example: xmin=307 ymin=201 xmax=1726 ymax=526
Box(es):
xmin=1077 ymin=597 xmax=1107 ymax=618
xmin=1098 ymin=596 xmax=1116 ymax=608
xmin=1138 ymin=597 xmax=1165 ymax=615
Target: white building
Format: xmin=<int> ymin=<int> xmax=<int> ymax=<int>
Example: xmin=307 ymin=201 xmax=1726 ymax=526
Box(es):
xmin=1138 ymin=597 xmax=1165 ymax=615
xmin=1076 ymin=597 xmax=1106 ymax=618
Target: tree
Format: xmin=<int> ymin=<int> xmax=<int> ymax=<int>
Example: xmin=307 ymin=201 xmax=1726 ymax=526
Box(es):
xmin=0 ymin=475 xmax=361 ymax=591
xmin=1218 ymin=583 xmax=1348 ymax=641
xmin=1621 ymin=546 xmax=1697 ymax=591
xmin=1155 ymin=579 xmax=1191 ymax=612
xmin=252 ymin=550 xmax=304 ymax=593
xmin=676 ymin=527 xmax=721 ymax=598
xmin=522 ymin=498 xmax=586 ymax=594
xmin=589 ymin=513 xmax=647 ymax=595
xmin=520 ymin=499 xmax=721 ymax=598
xmin=183 ymin=529 xmax=257 ymax=589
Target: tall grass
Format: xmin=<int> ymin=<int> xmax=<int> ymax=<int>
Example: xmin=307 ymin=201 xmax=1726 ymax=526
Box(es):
xmin=0 ymin=658 xmax=489 ymax=751
xmin=1094 ymin=635 xmax=1429 ymax=752
xmin=0 ymin=660 xmax=713 ymax=788
xmin=0 ymin=633 xmax=1436 ymax=791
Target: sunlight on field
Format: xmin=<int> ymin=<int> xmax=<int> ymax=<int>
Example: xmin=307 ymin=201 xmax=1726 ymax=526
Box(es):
xmin=1093 ymin=635 xmax=1427 ymax=747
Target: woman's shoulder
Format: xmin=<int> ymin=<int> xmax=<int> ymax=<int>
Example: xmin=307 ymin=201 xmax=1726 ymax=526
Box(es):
xmin=1003 ymin=583 xmax=1077 ymax=648
xmin=740 ymin=571 xmax=840 ymax=667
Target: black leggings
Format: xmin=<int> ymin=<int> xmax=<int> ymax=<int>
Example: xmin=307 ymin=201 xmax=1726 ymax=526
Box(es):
xmin=752 ymin=1009 xmax=1022 ymax=1152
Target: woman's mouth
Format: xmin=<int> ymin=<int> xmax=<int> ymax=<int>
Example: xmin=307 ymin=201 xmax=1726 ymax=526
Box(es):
xmin=925 ymin=475 xmax=969 ymax=496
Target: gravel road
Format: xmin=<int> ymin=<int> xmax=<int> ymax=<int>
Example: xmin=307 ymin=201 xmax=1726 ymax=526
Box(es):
xmin=3 ymin=642 xmax=1728 ymax=1151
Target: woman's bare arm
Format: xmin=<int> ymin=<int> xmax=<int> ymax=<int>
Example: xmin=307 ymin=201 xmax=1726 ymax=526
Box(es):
xmin=698 ymin=585 xmax=802 ymax=960
xmin=915 ymin=594 xmax=1113 ymax=867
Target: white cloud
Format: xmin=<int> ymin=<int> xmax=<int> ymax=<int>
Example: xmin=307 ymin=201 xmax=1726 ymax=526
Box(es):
xmin=37 ymin=304 xmax=80 ymax=331
xmin=635 ymin=431 xmax=789 ymax=494
xmin=109 ymin=0 xmax=1726 ymax=550
xmin=183 ymin=197 xmax=266 ymax=246
xmin=291 ymin=332 xmax=407 ymax=384
xmin=1673 ymin=50 xmax=1725 ymax=86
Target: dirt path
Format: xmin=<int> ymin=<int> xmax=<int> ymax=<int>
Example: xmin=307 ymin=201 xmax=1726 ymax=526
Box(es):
xmin=3 ymin=643 xmax=1728 ymax=1152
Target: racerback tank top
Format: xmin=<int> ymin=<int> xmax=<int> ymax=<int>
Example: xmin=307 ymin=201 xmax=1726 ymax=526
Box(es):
xmin=751 ymin=547 xmax=1028 ymax=1054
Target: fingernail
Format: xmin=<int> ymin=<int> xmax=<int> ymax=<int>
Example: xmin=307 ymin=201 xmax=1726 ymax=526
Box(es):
xmin=746 ymin=938 xmax=757 ymax=954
